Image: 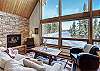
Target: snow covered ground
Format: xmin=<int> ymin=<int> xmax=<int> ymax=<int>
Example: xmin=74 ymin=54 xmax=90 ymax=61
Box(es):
xmin=43 ymin=31 xmax=87 ymax=48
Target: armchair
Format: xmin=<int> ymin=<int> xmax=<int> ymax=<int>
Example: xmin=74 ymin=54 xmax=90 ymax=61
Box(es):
xmin=70 ymin=44 xmax=99 ymax=71
xmin=78 ymin=54 xmax=99 ymax=71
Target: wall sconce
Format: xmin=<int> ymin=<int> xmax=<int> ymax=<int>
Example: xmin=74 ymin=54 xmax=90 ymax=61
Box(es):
xmin=34 ymin=28 xmax=38 ymax=34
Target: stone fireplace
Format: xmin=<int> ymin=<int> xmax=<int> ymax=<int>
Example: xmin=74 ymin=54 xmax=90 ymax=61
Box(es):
xmin=0 ymin=11 xmax=29 ymax=47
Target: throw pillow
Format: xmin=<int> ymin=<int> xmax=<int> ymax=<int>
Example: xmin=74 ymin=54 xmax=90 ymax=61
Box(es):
xmin=7 ymin=48 xmax=18 ymax=57
xmin=23 ymin=59 xmax=46 ymax=71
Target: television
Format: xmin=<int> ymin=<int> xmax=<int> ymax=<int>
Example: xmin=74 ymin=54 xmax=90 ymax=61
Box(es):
xmin=7 ymin=34 xmax=21 ymax=48
xmin=26 ymin=38 xmax=34 ymax=49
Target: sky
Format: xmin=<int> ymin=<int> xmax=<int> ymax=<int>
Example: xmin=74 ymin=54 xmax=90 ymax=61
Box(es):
xmin=42 ymin=0 xmax=100 ymax=30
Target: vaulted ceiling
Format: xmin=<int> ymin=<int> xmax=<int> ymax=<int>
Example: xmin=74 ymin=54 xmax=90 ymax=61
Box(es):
xmin=0 ymin=0 xmax=39 ymax=18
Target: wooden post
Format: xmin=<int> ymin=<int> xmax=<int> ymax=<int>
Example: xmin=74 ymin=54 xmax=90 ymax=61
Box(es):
xmin=88 ymin=0 xmax=93 ymax=44
xmin=40 ymin=0 xmax=43 ymax=45
xmin=58 ymin=0 xmax=62 ymax=48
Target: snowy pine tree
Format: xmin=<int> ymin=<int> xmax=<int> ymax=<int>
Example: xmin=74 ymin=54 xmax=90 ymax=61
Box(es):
xmin=94 ymin=18 xmax=98 ymax=38
xmin=83 ymin=2 xmax=88 ymax=12
xmin=78 ymin=2 xmax=88 ymax=38
xmin=71 ymin=21 xmax=76 ymax=37
xmin=98 ymin=22 xmax=100 ymax=33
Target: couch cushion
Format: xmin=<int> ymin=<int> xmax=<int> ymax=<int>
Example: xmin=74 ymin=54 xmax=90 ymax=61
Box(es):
xmin=14 ymin=54 xmax=31 ymax=66
xmin=0 ymin=47 xmax=7 ymax=52
xmin=43 ymin=64 xmax=52 ymax=71
xmin=0 ymin=52 xmax=11 ymax=58
xmin=23 ymin=59 xmax=46 ymax=71
xmin=14 ymin=54 xmax=29 ymax=61
xmin=49 ymin=63 xmax=62 ymax=71
xmin=0 ymin=52 xmax=12 ymax=69
xmin=4 ymin=59 xmax=37 ymax=71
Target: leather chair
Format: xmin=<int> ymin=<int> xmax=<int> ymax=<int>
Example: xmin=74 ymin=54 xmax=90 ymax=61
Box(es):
xmin=78 ymin=54 xmax=99 ymax=71
xmin=70 ymin=45 xmax=99 ymax=71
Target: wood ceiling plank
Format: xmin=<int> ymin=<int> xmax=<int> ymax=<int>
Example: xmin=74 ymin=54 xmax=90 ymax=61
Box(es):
xmin=0 ymin=0 xmax=4 ymax=11
xmin=14 ymin=0 xmax=20 ymax=15
xmin=11 ymin=0 xmax=17 ymax=14
xmin=20 ymin=0 xmax=26 ymax=17
xmin=28 ymin=0 xmax=39 ymax=18
xmin=5 ymin=0 xmax=10 ymax=12
xmin=2 ymin=0 xmax=5 ymax=11
xmin=15 ymin=0 xmax=22 ymax=15
xmin=9 ymin=0 xmax=16 ymax=14
xmin=0 ymin=0 xmax=38 ymax=18
xmin=0 ymin=0 xmax=1 ymax=10
xmin=25 ymin=0 xmax=34 ymax=17
xmin=17 ymin=0 xmax=23 ymax=15
xmin=17 ymin=0 xmax=22 ymax=16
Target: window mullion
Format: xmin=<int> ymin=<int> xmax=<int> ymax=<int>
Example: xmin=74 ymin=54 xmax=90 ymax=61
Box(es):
xmin=58 ymin=0 xmax=62 ymax=48
xmin=88 ymin=0 xmax=93 ymax=44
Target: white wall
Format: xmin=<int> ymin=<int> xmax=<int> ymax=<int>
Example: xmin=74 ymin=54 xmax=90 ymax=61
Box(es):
xmin=29 ymin=2 xmax=41 ymax=46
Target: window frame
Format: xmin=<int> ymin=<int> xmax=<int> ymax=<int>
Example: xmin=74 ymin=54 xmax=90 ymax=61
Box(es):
xmin=40 ymin=0 xmax=100 ymax=48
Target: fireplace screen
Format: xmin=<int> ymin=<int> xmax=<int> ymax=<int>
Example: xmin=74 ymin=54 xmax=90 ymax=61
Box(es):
xmin=7 ymin=34 xmax=21 ymax=48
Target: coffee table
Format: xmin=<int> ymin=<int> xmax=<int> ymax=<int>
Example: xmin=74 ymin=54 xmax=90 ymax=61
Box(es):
xmin=31 ymin=47 xmax=61 ymax=65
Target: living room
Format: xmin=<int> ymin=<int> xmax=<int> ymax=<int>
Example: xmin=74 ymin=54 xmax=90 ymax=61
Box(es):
xmin=0 ymin=0 xmax=100 ymax=71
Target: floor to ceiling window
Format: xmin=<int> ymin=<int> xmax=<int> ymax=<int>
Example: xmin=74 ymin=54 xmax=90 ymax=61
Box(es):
xmin=93 ymin=18 xmax=100 ymax=47
xmin=62 ymin=19 xmax=88 ymax=48
xmin=62 ymin=0 xmax=88 ymax=15
xmin=42 ymin=22 xmax=59 ymax=45
xmin=42 ymin=0 xmax=59 ymax=19
xmin=62 ymin=20 xmax=88 ymax=39
xmin=93 ymin=0 xmax=100 ymax=10
xmin=41 ymin=0 xmax=100 ymax=48
xmin=92 ymin=0 xmax=100 ymax=47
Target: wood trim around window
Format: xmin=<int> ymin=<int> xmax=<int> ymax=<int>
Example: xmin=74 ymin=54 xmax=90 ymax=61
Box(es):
xmin=40 ymin=10 xmax=100 ymax=24
xmin=42 ymin=37 xmax=58 ymax=39
xmin=42 ymin=37 xmax=88 ymax=41
xmin=93 ymin=39 xmax=100 ymax=42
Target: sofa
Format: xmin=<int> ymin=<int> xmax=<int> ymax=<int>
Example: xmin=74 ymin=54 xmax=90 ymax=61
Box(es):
xmin=0 ymin=48 xmax=65 ymax=71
